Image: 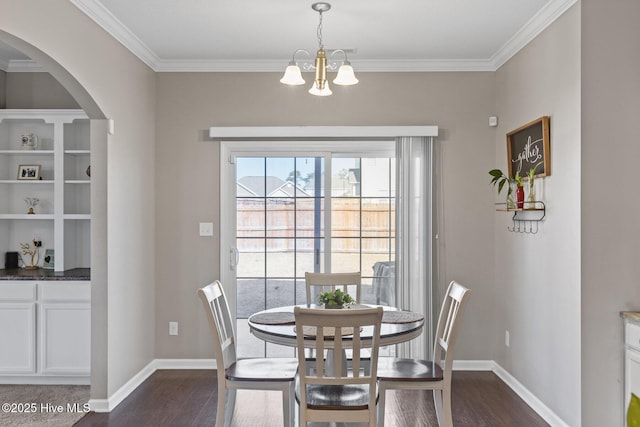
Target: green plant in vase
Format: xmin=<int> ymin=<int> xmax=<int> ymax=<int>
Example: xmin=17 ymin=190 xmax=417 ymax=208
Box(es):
xmin=489 ymin=169 xmax=516 ymax=209
xmin=526 ymin=161 xmax=544 ymax=207
xmin=514 ymin=171 xmax=525 ymax=209
xmin=318 ymin=289 xmax=355 ymax=309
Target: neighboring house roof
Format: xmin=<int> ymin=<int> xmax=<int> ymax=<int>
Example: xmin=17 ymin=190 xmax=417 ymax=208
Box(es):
xmin=238 ymin=176 xmax=311 ymax=197
xmin=348 ymin=168 xmax=361 ymax=184
xmin=236 ymin=182 xmax=255 ymax=197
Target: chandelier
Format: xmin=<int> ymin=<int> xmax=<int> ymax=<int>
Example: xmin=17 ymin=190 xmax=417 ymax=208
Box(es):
xmin=280 ymin=2 xmax=358 ymax=96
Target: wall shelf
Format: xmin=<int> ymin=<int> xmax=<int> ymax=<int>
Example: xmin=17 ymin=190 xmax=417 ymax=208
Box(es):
xmin=495 ymin=201 xmax=546 ymax=234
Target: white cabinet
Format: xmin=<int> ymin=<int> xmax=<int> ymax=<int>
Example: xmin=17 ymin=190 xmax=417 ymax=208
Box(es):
xmin=0 ymin=281 xmax=90 ymax=384
xmin=0 ymin=110 xmax=90 ymax=271
xmin=0 ymin=283 xmax=36 ymax=374
xmin=39 ymin=282 xmax=91 ymax=376
xmin=624 ymin=315 xmax=640 ymax=425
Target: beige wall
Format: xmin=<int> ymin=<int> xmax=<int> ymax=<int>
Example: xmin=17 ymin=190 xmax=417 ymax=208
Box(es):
xmin=0 ymin=69 xmax=5 ymax=108
xmin=6 ymin=72 xmax=80 ymax=108
xmin=155 ymin=71 xmax=498 ymax=360
xmin=0 ymin=0 xmax=157 ymax=401
xmin=582 ymin=0 xmax=640 ymax=425
xmin=495 ymin=4 xmax=581 ymax=425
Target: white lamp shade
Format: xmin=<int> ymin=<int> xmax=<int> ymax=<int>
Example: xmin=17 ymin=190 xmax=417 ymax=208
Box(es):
xmin=280 ymin=65 xmax=305 ymax=85
xmin=333 ymin=64 xmax=359 ymax=85
xmin=308 ymin=80 xmax=332 ymax=96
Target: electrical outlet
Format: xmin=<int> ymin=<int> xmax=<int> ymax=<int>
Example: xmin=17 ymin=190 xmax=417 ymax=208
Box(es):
xmin=169 ymin=321 xmax=178 ymax=336
xmin=505 ymin=330 xmax=510 ymax=347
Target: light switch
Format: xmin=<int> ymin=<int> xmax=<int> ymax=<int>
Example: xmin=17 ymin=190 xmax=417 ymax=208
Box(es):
xmin=169 ymin=322 xmax=178 ymax=336
xmin=199 ymin=222 xmax=213 ymax=236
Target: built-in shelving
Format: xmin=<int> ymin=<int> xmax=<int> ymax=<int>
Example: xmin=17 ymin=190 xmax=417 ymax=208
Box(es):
xmin=0 ymin=110 xmax=90 ymax=271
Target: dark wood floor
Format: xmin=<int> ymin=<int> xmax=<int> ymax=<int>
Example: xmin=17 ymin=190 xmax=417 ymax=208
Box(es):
xmin=75 ymin=369 xmax=549 ymax=427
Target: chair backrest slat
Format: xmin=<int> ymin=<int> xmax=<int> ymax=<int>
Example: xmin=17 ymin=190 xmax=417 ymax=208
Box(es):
xmin=433 ymin=281 xmax=471 ymax=373
xmin=198 ymin=280 xmax=238 ymax=370
xmin=295 ymin=306 xmax=383 ymax=388
xmin=305 ymin=272 xmax=362 ymax=305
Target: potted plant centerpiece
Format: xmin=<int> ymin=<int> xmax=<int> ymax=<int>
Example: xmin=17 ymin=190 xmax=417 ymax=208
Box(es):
xmin=318 ymin=289 xmax=355 ymax=309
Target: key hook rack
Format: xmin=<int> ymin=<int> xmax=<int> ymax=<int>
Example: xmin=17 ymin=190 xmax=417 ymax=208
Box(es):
xmin=495 ymin=201 xmax=546 ymax=234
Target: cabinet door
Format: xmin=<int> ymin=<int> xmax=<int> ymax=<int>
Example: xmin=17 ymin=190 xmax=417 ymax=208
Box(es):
xmin=0 ymin=303 xmax=36 ymax=373
xmin=626 ymin=347 xmax=640 ymax=423
xmin=38 ymin=302 xmax=90 ymax=375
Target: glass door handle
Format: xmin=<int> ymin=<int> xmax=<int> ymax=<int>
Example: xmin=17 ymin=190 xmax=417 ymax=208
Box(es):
xmin=230 ymin=247 xmax=239 ymax=270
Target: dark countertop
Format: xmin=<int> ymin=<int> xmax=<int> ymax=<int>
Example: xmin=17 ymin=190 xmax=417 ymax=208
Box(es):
xmin=0 ymin=268 xmax=90 ymax=281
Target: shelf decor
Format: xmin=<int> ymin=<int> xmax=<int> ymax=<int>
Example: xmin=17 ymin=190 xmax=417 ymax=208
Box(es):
xmin=24 ymin=197 xmax=39 ymax=214
xmin=17 ymin=164 xmax=41 ymax=180
xmin=20 ymin=239 xmax=42 ymax=270
xmin=20 ymin=133 xmax=38 ymax=150
xmin=43 ymin=249 xmax=54 ymax=270
xmin=489 ymin=168 xmax=516 ymax=209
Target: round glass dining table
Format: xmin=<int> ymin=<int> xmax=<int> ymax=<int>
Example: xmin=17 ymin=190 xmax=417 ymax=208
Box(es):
xmin=248 ymin=304 xmax=425 ymax=349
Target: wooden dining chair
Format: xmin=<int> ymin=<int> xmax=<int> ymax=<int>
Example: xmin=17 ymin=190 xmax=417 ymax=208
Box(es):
xmin=376 ymin=280 xmax=471 ymax=427
xmin=304 ymin=271 xmax=369 ymax=371
xmin=198 ymin=280 xmax=298 ymax=427
xmin=294 ymin=306 xmax=383 ymax=427
xmin=305 ymin=271 xmax=362 ymax=305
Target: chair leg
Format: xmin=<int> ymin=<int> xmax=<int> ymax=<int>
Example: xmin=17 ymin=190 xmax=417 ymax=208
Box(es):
xmin=283 ymin=382 xmax=295 ymax=427
xmin=442 ymin=387 xmax=453 ymax=427
xmin=216 ymin=385 xmax=226 ymax=427
xmin=433 ymin=388 xmax=452 ymax=427
xmin=377 ymin=385 xmax=386 ymax=427
xmin=433 ymin=389 xmax=443 ymax=427
xmin=223 ymin=389 xmax=236 ymax=427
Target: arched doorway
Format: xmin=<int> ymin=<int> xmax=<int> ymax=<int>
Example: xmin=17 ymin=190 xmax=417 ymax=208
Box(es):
xmin=0 ymin=30 xmax=109 ymax=402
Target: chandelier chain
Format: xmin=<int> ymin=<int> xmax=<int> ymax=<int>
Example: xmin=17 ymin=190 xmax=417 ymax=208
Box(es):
xmin=316 ymin=10 xmax=324 ymax=49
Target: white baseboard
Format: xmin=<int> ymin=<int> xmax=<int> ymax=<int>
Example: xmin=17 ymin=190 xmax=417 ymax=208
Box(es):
xmin=89 ymin=360 xmax=156 ymax=412
xmin=452 ymin=359 xmax=494 ymax=371
xmin=451 ymin=360 xmax=569 ymax=427
xmin=90 ymin=357 xmax=568 ymax=427
xmin=88 ymin=359 xmax=217 ymax=413
xmin=491 ymin=362 xmax=570 ymax=427
xmin=153 ymin=358 xmax=217 ymax=370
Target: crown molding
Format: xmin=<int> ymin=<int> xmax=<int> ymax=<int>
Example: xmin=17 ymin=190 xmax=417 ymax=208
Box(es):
xmin=0 ymin=57 xmax=8 ymax=72
xmin=70 ymin=0 xmax=159 ymax=70
xmin=68 ymin=0 xmax=577 ymax=73
xmin=491 ymin=0 xmax=579 ymax=70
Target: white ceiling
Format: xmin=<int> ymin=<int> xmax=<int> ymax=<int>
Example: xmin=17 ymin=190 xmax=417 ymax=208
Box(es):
xmin=1 ymin=0 xmax=577 ymax=72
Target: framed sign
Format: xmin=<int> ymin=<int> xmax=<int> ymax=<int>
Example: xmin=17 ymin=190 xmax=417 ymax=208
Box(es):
xmin=506 ymin=116 xmax=550 ymax=179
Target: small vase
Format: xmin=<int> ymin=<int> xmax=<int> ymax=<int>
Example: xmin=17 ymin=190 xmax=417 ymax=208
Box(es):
xmin=527 ymin=181 xmax=535 ymax=207
xmin=516 ymin=186 xmax=524 ymax=209
xmin=506 ymin=181 xmax=517 ymax=209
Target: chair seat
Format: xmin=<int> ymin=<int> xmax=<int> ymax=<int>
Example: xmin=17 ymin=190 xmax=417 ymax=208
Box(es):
xmin=376 ymin=357 xmax=443 ymax=382
xmin=297 ymin=382 xmax=372 ymax=410
xmin=226 ymin=358 xmax=298 ymax=382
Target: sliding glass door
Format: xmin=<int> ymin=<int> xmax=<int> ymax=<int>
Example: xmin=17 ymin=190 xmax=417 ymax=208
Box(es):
xmin=228 ymin=147 xmax=396 ymax=358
